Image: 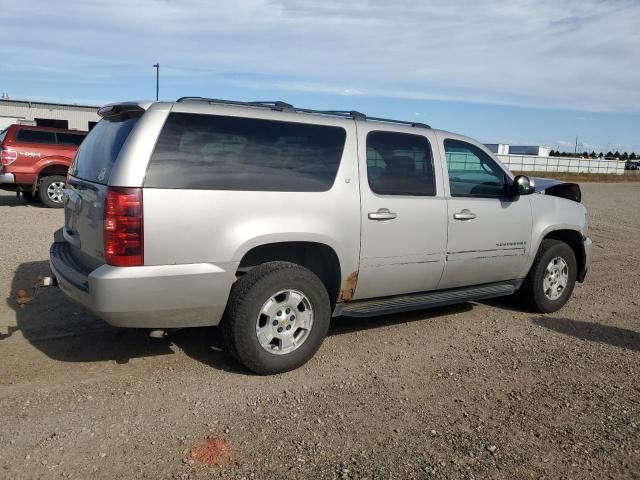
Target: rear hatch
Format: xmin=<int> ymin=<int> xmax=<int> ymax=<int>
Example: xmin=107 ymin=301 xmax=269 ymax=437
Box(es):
xmin=63 ymin=105 xmax=144 ymax=270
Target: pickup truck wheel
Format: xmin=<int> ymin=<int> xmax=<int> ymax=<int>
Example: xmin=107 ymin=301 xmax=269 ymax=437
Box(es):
xmin=38 ymin=175 xmax=66 ymax=208
xmin=520 ymin=239 xmax=577 ymax=313
xmin=222 ymin=261 xmax=331 ymax=375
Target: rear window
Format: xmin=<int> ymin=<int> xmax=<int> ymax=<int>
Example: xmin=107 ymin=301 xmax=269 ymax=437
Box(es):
xmin=145 ymin=113 xmax=346 ymax=191
xmin=16 ymin=129 xmax=56 ymax=144
xmin=56 ymin=132 xmax=86 ymax=146
xmin=70 ymin=118 xmax=139 ymax=184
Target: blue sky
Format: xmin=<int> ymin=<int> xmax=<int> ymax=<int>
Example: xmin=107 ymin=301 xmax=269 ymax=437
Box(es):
xmin=1 ymin=0 xmax=639 ymax=152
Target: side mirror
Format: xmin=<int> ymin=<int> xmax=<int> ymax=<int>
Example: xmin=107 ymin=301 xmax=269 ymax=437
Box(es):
xmin=512 ymin=175 xmax=535 ymax=196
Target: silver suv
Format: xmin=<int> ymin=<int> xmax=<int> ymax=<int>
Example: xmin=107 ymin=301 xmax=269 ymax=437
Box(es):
xmin=50 ymin=97 xmax=591 ymax=374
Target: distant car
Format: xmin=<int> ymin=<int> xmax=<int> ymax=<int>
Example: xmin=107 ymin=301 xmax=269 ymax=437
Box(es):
xmin=0 ymin=124 xmax=87 ymax=207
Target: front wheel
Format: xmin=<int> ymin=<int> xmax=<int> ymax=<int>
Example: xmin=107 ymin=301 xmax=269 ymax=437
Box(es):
xmin=222 ymin=262 xmax=331 ymax=374
xmin=520 ymin=239 xmax=577 ymax=313
xmin=38 ymin=175 xmax=66 ymax=208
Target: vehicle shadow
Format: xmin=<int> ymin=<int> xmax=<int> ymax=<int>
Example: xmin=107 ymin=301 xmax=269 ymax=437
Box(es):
xmin=531 ymin=316 xmax=640 ymax=352
xmin=329 ymin=303 xmax=473 ymax=336
xmin=6 ymin=260 xmax=475 ymax=374
xmin=0 ymin=193 xmax=49 ymax=208
xmin=0 ymin=193 xmax=27 ymax=207
xmin=6 ymin=260 xmax=177 ymax=364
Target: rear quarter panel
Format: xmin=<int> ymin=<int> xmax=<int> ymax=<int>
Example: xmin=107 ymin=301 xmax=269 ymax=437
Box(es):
xmin=4 ymin=140 xmax=75 ymax=184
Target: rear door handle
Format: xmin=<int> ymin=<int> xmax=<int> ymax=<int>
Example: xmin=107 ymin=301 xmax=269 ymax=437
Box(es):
xmin=453 ymin=209 xmax=477 ymax=220
xmin=368 ymin=208 xmax=397 ymax=221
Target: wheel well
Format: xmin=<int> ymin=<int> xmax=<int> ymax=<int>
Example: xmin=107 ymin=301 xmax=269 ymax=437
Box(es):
xmin=238 ymin=242 xmax=342 ymax=304
xmin=39 ymin=165 xmax=68 ymax=178
xmin=543 ymin=229 xmax=585 ymax=275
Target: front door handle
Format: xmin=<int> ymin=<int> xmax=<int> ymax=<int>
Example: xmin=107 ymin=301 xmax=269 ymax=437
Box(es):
xmin=453 ymin=209 xmax=477 ymax=220
xmin=368 ymin=208 xmax=398 ymax=221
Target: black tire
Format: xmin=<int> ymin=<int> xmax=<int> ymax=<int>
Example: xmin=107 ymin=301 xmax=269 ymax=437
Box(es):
xmin=222 ymin=261 xmax=331 ymax=375
xmin=520 ymin=239 xmax=577 ymax=313
xmin=22 ymin=191 xmax=40 ymax=204
xmin=38 ymin=175 xmax=66 ymax=208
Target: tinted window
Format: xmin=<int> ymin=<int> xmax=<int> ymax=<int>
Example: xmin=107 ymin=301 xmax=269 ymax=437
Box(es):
xmin=16 ymin=129 xmax=56 ymax=144
xmin=0 ymin=128 xmax=7 ymax=144
xmin=56 ymin=132 xmax=86 ymax=146
xmin=444 ymin=139 xmax=507 ymax=197
xmin=145 ymin=113 xmax=346 ymax=191
xmin=70 ymin=118 xmax=139 ymax=185
xmin=366 ymin=131 xmax=435 ymax=196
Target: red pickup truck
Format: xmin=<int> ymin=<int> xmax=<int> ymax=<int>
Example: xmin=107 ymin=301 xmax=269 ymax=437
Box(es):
xmin=0 ymin=124 xmax=87 ymax=207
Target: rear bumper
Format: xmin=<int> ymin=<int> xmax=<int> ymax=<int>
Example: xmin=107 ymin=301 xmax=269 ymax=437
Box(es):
xmin=0 ymin=173 xmax=15 ymax=184
xmin=50 ymin=239 xmax=237 ymax=328
xmin=578 ymin=236 xmax=592 ymax=282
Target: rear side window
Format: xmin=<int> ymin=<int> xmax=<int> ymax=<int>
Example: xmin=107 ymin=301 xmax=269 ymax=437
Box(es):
xmin=16 ymin=129 xmax=56 ymax=144
xmin=366 ymin=131 xmax=435 ymax=196
xmin=70 ymin=118 xmax=139 ymax=184
xmin=56 ymin=132 xmax=86 ymax=146
xmin=145 ymin=113 xmax=347 ymax=191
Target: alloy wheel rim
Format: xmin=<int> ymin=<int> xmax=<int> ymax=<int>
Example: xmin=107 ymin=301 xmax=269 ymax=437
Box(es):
xmin=47 ymin=182 xmax=65 ymax=203
xmin=255 ymin=289 xmax=314 ymax=355
xmin=543 ymin=256 xmax=569 ymax=300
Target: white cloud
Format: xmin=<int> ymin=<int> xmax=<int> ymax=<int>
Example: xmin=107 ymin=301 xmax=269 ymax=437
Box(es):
xmin=1 ymin=0 xmax=639 ymax=112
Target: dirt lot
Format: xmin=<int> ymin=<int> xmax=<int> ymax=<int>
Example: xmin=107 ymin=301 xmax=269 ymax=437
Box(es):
xmin=1 ymin=184 xmax=639 ymax=480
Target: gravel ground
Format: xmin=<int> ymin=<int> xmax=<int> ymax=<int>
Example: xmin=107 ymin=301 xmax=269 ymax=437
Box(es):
xmin=0 ymin=184 xmax=639 ymax=480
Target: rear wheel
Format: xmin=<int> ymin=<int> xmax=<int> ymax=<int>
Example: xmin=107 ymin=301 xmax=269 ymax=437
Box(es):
xmin=222 ymin=261 xmax=331 ymax=374
xmin=38 ymin=175 xmax=66 ymax=208
xmin=520 ymin=239 xmax=577 ymax=313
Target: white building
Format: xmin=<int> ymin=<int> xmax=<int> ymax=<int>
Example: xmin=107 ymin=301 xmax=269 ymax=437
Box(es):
xmin=0 ymin=98 xmax=100 ymax=132
xmin=485 ymin=144 xmax=551 ymax=157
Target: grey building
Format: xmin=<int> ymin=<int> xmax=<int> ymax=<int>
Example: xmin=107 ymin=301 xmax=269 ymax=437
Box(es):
xmin=0 ymin=98 xmax=100 ymax=132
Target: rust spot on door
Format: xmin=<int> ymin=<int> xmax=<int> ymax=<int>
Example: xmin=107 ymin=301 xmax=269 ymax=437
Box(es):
xmin=339 ymin=271 xmax=358 ymax=302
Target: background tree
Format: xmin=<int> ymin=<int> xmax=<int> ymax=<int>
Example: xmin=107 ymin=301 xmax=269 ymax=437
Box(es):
xmin=582 ymin=151 xmax=589 ymax=158
xmin=630 ymin=153 xmax=637 ymax=160
xmin=614 ymin=151 xmax=621 ymax=158
xmin=590 ymin=151 xmax=597 ymax=158
xmin=598 ymin=152 xmax=604 ymax=158
xmin=605 ymin=151 xmax=614 ymax=159
xmin=549 ymin=149 xmax=556 ymax=156
xmin=621 ymin=152 xmax=629 ymax=161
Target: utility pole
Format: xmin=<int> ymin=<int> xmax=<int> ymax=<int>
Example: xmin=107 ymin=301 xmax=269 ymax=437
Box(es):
xmin=574 ymin=135 xmax=578 ymax=155
xmin=153 ymin=63 xmax=159 ymax=101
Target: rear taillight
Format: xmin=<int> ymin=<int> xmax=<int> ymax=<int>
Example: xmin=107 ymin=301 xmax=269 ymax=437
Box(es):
xmin=0 ymin=147 xmax=17 ymax=166
xmin=104 ymin=187 xmax=143 ymax=266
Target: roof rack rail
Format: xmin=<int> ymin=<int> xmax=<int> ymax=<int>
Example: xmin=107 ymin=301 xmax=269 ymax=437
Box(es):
xmin=367 ymin=116 xmax=431 ymax=129
xmin=294 ymin=108 xmax=367 ymax=121
xmin=176 ymin=97 xmax=294 ymax=112
xmin=174 ymin=97 xmax=430 ymax=128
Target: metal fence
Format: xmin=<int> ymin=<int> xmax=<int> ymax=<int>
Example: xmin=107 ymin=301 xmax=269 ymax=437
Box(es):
xmin=497 ymin=154 xmax=625 ymax=175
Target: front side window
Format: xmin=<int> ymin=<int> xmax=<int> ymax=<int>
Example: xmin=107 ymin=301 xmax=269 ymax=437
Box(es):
xmin=145 ymin=113 xmax=346 ymax=192
xmin=366 ymin=131 xmax=435 ymax=196
xmin=444 ymin=139 xmax=507 ymax=197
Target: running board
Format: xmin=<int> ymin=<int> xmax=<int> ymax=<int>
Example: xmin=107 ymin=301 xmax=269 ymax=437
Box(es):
xmin=333 ymin=280 xmax=522 ymax=318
